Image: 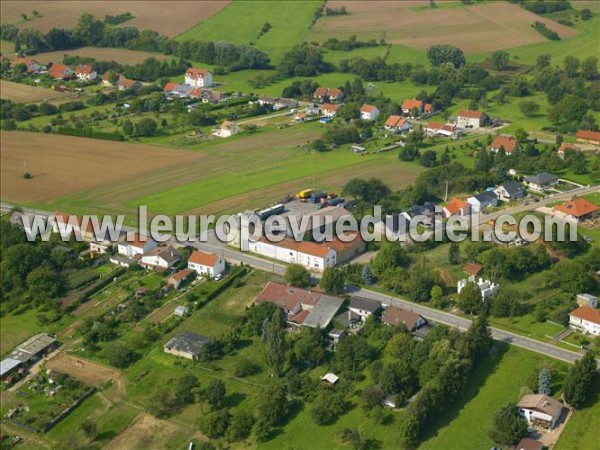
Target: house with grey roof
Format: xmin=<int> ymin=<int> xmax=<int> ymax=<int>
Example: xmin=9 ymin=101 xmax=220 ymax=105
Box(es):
xmin=467 ymin=191 xmax=498 ymax=213
xmin=302 ymin=295 xmax=344 ymax=328
xmin=347 ymin=297 xmax=381 ymax=321
xmin=163 ymin=332 xmax=210 ymax=360
xmin=494 ymin=181 xmax=525 ymax=202
xmin=1 ymin=333 xmax=57 ymax=381
xmin=524 ymin=172 xmax=558 ymax=191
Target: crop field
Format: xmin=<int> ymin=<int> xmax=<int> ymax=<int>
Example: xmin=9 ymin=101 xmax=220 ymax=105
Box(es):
xmin=176 ymin=0 xmax=322 ymax=63
xmin=0 ymin=131 xmax=201 ymax=205
xmin=1 ymin=1 xmax=230 ymax=38
xmin=13 ymin=46 xmax=169 ymax=66
xmin=311 ymin=1 xmax=577 ymax=54
xmin=0 ymin=79 xmax=71 ymax=103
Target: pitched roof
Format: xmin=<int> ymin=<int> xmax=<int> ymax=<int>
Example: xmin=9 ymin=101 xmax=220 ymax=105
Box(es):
xmin=570 ymin=305 xmax=600 ymax=325
xmin=558 ymin=142 xmax=577 ymax=154
xmin=164 ymin=332 xmax=209 ymax=357
xmin=48 ymin=64 xmax=71 ymax=79
xmin=555 ymin=197 xmax=599 ymax=218
xmin=121 ymin=232 xmax=154 ymax=249
xmin=382 ymin=306 xmax=423 ymax=330
xmin=402 ymin=99 xmax=423 ymax=110
xmin=118 ymin=78 xmax=138 ymax=88
xmin=524 ymin=172 xmax=558 ymax=185
xmin=464 ymin=262 xmax=483 ymax=276
xmin=143 ymin=246 xmax=179 ymax=262
xmin=322 ymin=103 xmax=340 ymax=112
xmin=348 ymin=297 xmax=381 ymax=314
xmin=474 ymin=191 xmax=497 ymax=203
xmin=518 ymin=394 xmax=563 ymax=419
xmin=328 ymin=88 xmax=343 ymax=97
xmin=385 ymin=115 xmax=407 ymax=128
xmin=427 ymin=121 xmax=443 ymax=130
xmin=314 ymin=87 xmax=328 ymax=97
xmin=424 ymin=103 xmax=432 ymax=113
xmin=188 ymin=250 xmax=219 ymax=267
xmin=444 ymin=197 xmax=469 ymax=215
xmin=576 ymin=129 xmax=600 ymax=141
xmin=186 ymin=68 xmax=210 ymax=78
xmin=500 ymin=180 xmax=524 ymax=196
xmin=458 ymin=109 xmax=484 ymax=119
xmin=303 ymin=295 xmax=344 ymax=328
xmin=361 ymin=104 xmax=376 ymax=113
xmin=255 ymin=282 xmax=321 ymax=312
xmin=263 ymin=237 xmax=333 ymax=258
xmin=75 ymin=64 xmax=94 ymax=74
xmin=163 ymin=82 xmax=177 ymax=91
xmin=491 ymin=135 xmax=518 ymax=153
xmin=517 ymin=438 xmax=543 ymax=450
xmin=169 ymin=268 xmax=195 ymax=282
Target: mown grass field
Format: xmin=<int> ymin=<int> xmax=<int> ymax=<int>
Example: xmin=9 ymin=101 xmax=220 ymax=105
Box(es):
xmin=176 ymin=1 xmax=322 ymax=64
xmin=555 ymin=377 xmax=600 ymax=450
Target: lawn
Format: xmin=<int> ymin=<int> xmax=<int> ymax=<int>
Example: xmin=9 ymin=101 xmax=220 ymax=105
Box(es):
xmin=176 ymin=1 xmax=322 ymax=64
xmin=490 ymin=316 xmax=565 ymax=342
xmin=419 ymin=344 xmax=568 ymax=450
xmin=555 ymin=377 xmax=600 ymax=450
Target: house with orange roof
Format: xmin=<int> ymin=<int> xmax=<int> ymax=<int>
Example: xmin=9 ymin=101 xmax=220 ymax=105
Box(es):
xmin=457 ymin=109 xmax=489 ymax=129
xmin=248 ymin=237 xmax=336 ymax=271
xmin=163 ymin=82 xmax=177 ymax=92
xmin=382 ymin=306 xmax=427 ymax=332
xmin=75 ymin=64 xmax=97 ymax=81
xmin=557 ymin=142 xmax=578 ymax=159
xmin=401 ymin=99 xmax=428 ymax=117
xmin=118 ymin=78 xmax=141 ymax=91
xmin=576 ymin=129 xmax=600 ymax=145
xmin=490 ymin=135 xmax=519 ymax=155
xmin=322 ymin=103 xmax=341 ymax=118
xmin=384 ymin=115 xmax=410 ymax=133
xmin=313 ymin=87 xmax=344 ymax=103
xmin=185 ymin=68 xmax=213 ymax=88
xmin=360 ymin=104 xmax=379 ymax=121
xmin=47 ymin=63 xmax=73 ymax=80
xmin=555 ymin=197 xmax=599 ymax=221
xmin=442 ymin=198 xmax=470 ymax=218
xmin=101 ymin=71 xmax=122 ymax=86
xmin=14 ymin=57 xmax=40 ymax=73
xmin=569 ymin=305 xmax=600 ymax=335
xmin=188 ymin=250 xmax=226 ymax=278
xmin=117 ymin=233 xmax=157 ymax=258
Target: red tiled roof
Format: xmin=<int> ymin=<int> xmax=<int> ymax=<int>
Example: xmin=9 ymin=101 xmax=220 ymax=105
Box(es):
xmin=75 ymin=64 xmax=94 ymax=75
xmin=268 ymin=237 xmax=332 ymax=258
xmin=424 ymin=103 xmax=432 ymax=113
xmin=361 ymin=104 xmax=376 ymax=113
xmin=557 ymin=143 xmax=577 ymax=154
xmin=402 ymin=99 xmax=423 ymax=110
xmin=464 ymin=262 xmax=483 ymax=276
xmin=163 ymin=82 xmax=176 ymax=91
xmin=48 ymin=64 xmax=70 ymax=79
xmin=255 ymin=282 xmax=321 ymax=312
xmin=458 ymin=109 xmax=484 ymax=119
xmin=555 ymin=197 xmax=599 ymax=218
xmin=189 ymin=88 xmax=203 ymax=98
xmin=326 ymin=232 xmax=364 ymax=253
xmin=385 ymin=115 xmax=406 ymax=128
xmin=169 ymin=268 xmax=195 ymax=282
xmin=322 ymin=103 xmax=340 ymax=112
xmin=186 ymin=68 xmax=210 ymax=78
xmin=427 ymin=121 xmax=443 ymax=130
xmin=328 ymin=88 xmax=342 ymax=98
xmin=124 ymin=232 xmax=153 ymax=249
xmin=491 ymin=135 xmax=518 ymax=153
xmin=445 ymin=197 xmax=468 ymax=215
xmin=289 ymin=309 xmax=310 ymax=325
xmin=576 ymin=130 xmax=600 ymax=141
xmin=188 ymin=250 xmax=218 ymax=267
xmin=314 ymin=87 xmax=328 ymax=97
xmin=118 ymin=78 xmax=138 ymax=87
xmin=382 ymin=306 xmax=423 ymax=330
xmin=570 ymin=305 xmax=600 ymax=325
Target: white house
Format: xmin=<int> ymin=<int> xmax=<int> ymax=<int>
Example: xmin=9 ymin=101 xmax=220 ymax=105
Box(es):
xmin=360 ymin=104 xmax=379 ymax=121
xmin=117 ymin=233 xmax=157 ymax=257
xmin=322 ymin=103 xmax=341 ymax=118
xmin=48 ymin=63 xmax=73 ymax=80
xmin=456 ymin=109 xmax=488 ymax=129
xmin=347 ymin=297 xmax=381 ymax=321
xmin=523 ymin=172 xmax=558 ymax=191
xmin=490 ymin=135 xmax=519 ymax=155
xmin=467 ymin=191 xmax=498 ymax=213
xmin=457 ymin=276 xmax=499 ymax=299
xmin=518 ymin=394 xmax=564 ymax=430
xmin=75 ymin=64 xmax=97 ymax=81
xmin=187 ymin=250 xmax=226 ymax=278
xmin=248 ymin=237 xmax=337 ymax=272
xmin=184 ymin=68 xmax=213 ymax=88
xmin=494 ymin=181 xmax=525 ymax=202
xmin=577 ymin=293 xmax=598 ymax=308
xmin=569 ymin=305 xmax=600 ymax=335
xmin=14 ymin=57 xmax=41 ymax=73
xmin=382 ymin=306 xmax=426 ymax=332
xmin=140 ymin=246 xmax=180 ymax=269
xmin=384 ymin=115 xmax=410 ymax=133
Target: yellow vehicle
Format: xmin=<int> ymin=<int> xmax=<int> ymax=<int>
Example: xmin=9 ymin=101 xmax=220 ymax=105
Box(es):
xmin=296 ymin=189 xmax=313 ymax=200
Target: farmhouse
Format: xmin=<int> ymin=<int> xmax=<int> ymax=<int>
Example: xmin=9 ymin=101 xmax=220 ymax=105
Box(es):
xmin=187 ymin=250 xmax=225 ymax=278
xmin=118 ymin=78 xmax=141 ymax=91
xmin=456 ymin=109 xmax=488 ymax=129
xmin=554 ymin=197 xmax=599 ymax=221
xmin=347 ymin=297 xmax=381 ymax=321
xmin=490 ymin=135 xmax=519 ymax=155
xmin=569 ymin=305 xmax=600 ymax=335
xmin=75 ymin=64 xmax=97 ymax=81
xmin=14 ymin=57 xmax=41 ymax=73
xmin=494 ymin=181 xmax=525 ymax=202
xmin=576 ymin=129 xmax=600 ymax=145
xmin=248 ymin=237 xmax=336 ymax=271
xmin=185 ymin=68 xmax=213 ymax=88
xmin=313 ymin=87 xmax=344 ymax=103
xmin=464 ymin=262 xmax=483 ymax=277
xmin=117 ymin=233 xmax=157 ymax=258
xmin=518 ymin=394 xmax=564 ymax=430
xmin=163 ymin=332 xmax=210 ymax=360
xmin=168 ymin=268 xmax=196 ymax=290
xmin=140 ymin=245 xmax=180 ymax=269
xmin=322 ymin=103 xmax=341 ymax=117
xmin=577 ymin=293 xmax=598 ymax=308
xmin=443 ymin=197 xmax=470 ymax=218
xmin=360 ymin=104 xmax=379 ymax=121
xmin=1 ymin=333 xmax=57 ymax=382
xmin=467 ymin=191 xmax=498 ymax=213
xmin=48 ymin=63 xmax=73 ymax=80
xmin=382 ymin=306 xmax=426 ymax=332
xmin=401 ymin=99 xmax=431 ymax=117
xmin=164 ymin=82 xmax=193 ymax=98
xmin=384 ymin=115 xmax=410 ymax=133
xmin=254 ymin=282 xmax=343 ymax=329
xmin=557 ymin=142 xmax=578 ymax=159
xmin=457 ymin=276 xmax=499 ymax=299
xmin=524 ymin=172 xmax=558 ymax=191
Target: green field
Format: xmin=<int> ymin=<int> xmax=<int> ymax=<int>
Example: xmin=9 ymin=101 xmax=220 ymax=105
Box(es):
xmin=176 ymin=0 xmax=322 ymax=63
xmin=555 ymin=377 xmax=600 ymax=450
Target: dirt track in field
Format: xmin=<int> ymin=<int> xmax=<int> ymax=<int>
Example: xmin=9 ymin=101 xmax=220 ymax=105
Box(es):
xmin=314 ymin=1 xmax=577 ymax=54
xmin=0 ymin=131 xmax=201 ymax=204
xmin=1 ymin=1 xmax=229 ymax=38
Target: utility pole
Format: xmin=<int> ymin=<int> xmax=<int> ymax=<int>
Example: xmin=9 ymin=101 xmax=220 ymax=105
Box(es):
xmin=444 ymin=180 xmax=449 ymax=202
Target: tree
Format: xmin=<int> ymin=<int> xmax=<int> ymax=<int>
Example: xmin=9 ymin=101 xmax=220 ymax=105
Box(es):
xmin=580 ymin=8 xmax=593 ymax=20
xmin=448 ymin=242 xmax=460 ymax=265
xmin=204 ymin=379 xmax=226 ymax=409
xmin=227 ymin=410 xmax=255 ymax=442
xmin=563 ymin=351 xmax=598 ymax=409
xmin=581 ymin=56 xmax=598 ymax=80
xmin=136 ymin=118 xmax=157 ymax=136
xmin=548 ymin=95 xmax=589 ymax=125
xmin=538 ymin=367 xmax=552 ymax=395
xmin=320 ymin=267 xmax=345 ymax=294
xmin=490 ymin=50 xmax=509 ymax=71
xmin=371 ymin=243 xmax=409 ymax=277
xmin=265 ymin=309 xmax=286 ymax=376
xmin=362 ymin=264 xmax=374 ymax=285
xmin=339 ymin=428 xmax=364 ymax=450
xmin=122 ymin=119 xmax=134 ymax=135
xmin=284 ymin=263 xmax=311 ymax=288
xmin=563 ymin=56 xmax=580 ymax=78
xmin=489 ymin=404 xmax=528 ymax=446
xmin=458 ymin=282 xmax=482 ymax=315
xmin=361 ymin=384 xmax=385 ymax=411
xmin=26 ymin=264 xmax=65 ymax=303
xmin=519 ymin=100 xmax=540 ymax=117
xmin=257 ymin=383 xmax=289 ymax=427
xmin=106 ymin=342 xmax=136 ymax=368
xmin=80 ymin=419 xmax=97 ymax=442
xmin=198 ymin=409 xmax=231 ymax=438
xmin=514 ymin=128 xmax=529 ymax=143
xmin=419 ymin=150 xmax=438 ymax=168
xmin=175 ymin=374 xmax=198 ymax=405
xmin=426 ymin=44 xmax=466 ymax=67
xmin=536 ymin=53 xmax=551 ymax=70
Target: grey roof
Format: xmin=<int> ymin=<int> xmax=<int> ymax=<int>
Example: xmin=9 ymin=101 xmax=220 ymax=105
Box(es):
xmin=0 ymin=358 xmax=22 ymax=377
xmin=524 ymin=172 xmax=557 ymax=185
xmin=164 ymin=332 xmax=209 ymax=357
xmin=405 ymin=202 xmax=440 ymax=218
xmin=349 ymin=297 xmax=381 ymax=314
xmin=173 ymin=83 xmax=193 ymax=95
xmin=474 ymin=191 xmax=497 ymax=203
xmin=501 ymin=181 xmax=524 ymax=196
xmin=380 ymin=214 xmax=409 ymax=234
xmin=6 ymin=333 xmax=56 ymax=364
xmin=303 ymin=295 xmax=344 ymax=328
